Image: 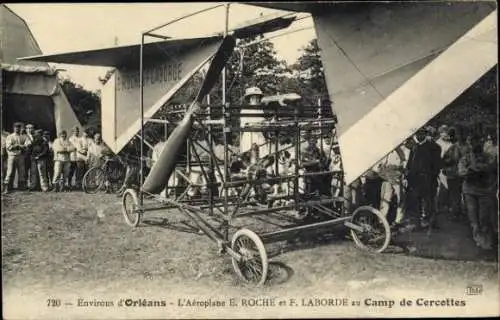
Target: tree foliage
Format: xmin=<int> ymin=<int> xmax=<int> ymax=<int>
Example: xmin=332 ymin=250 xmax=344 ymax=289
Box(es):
xmin=59 ymin=77 xmax=101 ymax=133
xmin=288 ymin=39 xmax=329 ymax=105
xmin=213 ymin=35 xmax=289 ymax=105
xmin=429 ymin=67 xmax=497 ymax=138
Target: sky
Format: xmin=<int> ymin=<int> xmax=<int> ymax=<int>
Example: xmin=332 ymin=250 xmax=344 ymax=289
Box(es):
xmin=7 ymin=3 xmax=316 ymax=92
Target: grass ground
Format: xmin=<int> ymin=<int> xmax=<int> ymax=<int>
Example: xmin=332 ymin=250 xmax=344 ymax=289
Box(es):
xmin=2 ymin=191 xmax=499 ymax=319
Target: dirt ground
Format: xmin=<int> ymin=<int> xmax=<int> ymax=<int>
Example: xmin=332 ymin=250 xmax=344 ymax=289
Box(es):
xmin=2 ymin=191 xmax=499 ymax=319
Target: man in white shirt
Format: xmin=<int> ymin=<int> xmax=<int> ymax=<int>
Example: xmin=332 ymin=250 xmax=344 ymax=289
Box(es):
xmin=82 ymin=130 xmax=94 ymax=166
xmin=435 ymin=125 xmax=453 ymax=157
xmin=373 ymin=144 xmax=407 ymax=227
xmin=88 ymin=133 xmax=112 ymax=168
xmin=3 ymin=123 xmax=29 ymax=193
xmin=435 ymin=125 xmax=455 ymax=214
xmin=51 ymin=130 xmax=76 ymax=191
xmin=68 ymin=126 xmax=88 ymax=190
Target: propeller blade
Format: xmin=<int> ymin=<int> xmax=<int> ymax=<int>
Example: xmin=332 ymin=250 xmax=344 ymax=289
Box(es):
xmin=195 ymin=35 xmax=236 ymax=103
xmin=142 ymin=35 xmax=236 ymax=194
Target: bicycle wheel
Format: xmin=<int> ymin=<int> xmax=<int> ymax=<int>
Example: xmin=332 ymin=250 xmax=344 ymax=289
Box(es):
xmin=82 ymin=167 xmax=105 ymax=194
xmin=106 ymin=161 xmax=127 ymax=194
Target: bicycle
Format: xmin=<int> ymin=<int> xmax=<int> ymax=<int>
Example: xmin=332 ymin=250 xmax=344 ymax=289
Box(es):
xmin=82 ymin=155 xmax=126 ymax=194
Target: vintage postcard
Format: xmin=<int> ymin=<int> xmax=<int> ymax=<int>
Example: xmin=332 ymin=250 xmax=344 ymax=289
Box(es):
xmin=1 ymin=1 xmax=498 ymax=319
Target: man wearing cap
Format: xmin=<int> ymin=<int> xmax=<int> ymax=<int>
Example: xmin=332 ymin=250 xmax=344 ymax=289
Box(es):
xmin=68 ymin=126 xmax=88 ymax=190
xmin=406 ymin=127 xmax=442 ymax=229
xmin=42 ymin=131 xmax=54 ymax=187
xmin=23 ymin=124 xmax=36 ymax=190
xmin=458 ymin=134 xmax=497 ymax=250
xmin=29 ymin=129 xmax=50 ymax=192
xmin=3 ymin=123 xmax=29 ymax=193
xmin=51 ymin=130 xmax=76 ymax=191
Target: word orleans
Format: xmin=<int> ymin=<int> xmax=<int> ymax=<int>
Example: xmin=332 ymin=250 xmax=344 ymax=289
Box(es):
xmin=116 ymin=299 xmax=168 ymax=307
xmin=115 ymin=62 xmax=183 ymax=91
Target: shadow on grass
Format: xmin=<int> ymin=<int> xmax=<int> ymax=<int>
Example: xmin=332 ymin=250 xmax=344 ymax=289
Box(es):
xmin=141 ymin=218 xmax=205 ymax=235
xmin=266 ymin=261 xmax=294 ymax=286
xmin=266 ymin=225 xmax=356 ymax=259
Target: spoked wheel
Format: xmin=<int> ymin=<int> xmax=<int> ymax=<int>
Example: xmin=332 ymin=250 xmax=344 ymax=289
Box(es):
xmin=350 ymin=206 xmax=391 ymax=253
xmin=122 ymin=189 xmax=141 ymax=227
xmin=106 ymin=162 xmax=127 ymax=194
xmin=82 ymin=167 xmax=105 ymax=194
xmin=231 ymin=228 xmax=268 ymax=286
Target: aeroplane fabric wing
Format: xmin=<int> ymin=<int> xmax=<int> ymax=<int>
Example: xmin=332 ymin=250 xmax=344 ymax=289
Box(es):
xmin=231 ymin=13 xmax=296 ymax=39
xmin=105 ymin=38 xmax=225 ymax=153
xmin=18 ymin=12 xmax=297 ymax=68
xmin=313 ymin=2 xmax=497 ymax=185
xmin=18 ymin=36 xmax=223 ymax=68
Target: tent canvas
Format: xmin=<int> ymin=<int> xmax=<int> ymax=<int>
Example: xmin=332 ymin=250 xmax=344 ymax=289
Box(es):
xmin=0 ymin=4 xmax=81 ymax=135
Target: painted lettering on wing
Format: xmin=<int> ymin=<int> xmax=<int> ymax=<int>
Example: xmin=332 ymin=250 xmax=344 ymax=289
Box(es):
xmin=116 ymin=61 xmax=183 ymax=91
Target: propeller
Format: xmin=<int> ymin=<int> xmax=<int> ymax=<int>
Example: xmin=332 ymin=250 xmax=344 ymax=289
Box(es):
xmin=142 ymin=35 xmax=237 ymax=194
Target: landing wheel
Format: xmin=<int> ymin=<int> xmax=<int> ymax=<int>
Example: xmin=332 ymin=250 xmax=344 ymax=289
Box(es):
xmin=350 ymin=206 xmax=391 ymax=253
xmin=231 ymin=228 xmax=268 ymax=286
xmin=122 ymin=189 xmax=141 ymax=227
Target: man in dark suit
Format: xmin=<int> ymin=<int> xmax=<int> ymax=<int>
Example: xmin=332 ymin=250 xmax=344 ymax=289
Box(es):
xmin=406 ymin=127 xmax=442 ymax=229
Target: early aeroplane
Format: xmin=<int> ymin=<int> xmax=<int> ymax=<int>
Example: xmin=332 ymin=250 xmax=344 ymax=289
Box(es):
xmin=18 ymin=2 xmax=497 ymax=286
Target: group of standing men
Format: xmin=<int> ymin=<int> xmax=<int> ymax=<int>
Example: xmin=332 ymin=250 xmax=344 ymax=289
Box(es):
xmin=1 ymin=122 xmax=112 ymax=193
xmin=356 ymin=124 xmax=497 ymax=250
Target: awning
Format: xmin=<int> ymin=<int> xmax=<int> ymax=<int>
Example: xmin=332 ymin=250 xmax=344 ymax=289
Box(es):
xmin=1 ymin=63 xmax=57 ymax=75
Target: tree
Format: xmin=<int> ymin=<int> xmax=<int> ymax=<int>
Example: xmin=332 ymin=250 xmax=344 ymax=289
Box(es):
xmin=153 ymin=36 xmax=290 ymax=144
xmin=59 ymin=77 xmax=101 ymax=132
xmin=209 ymin=35 xmax=289 ymax=105
xmin=289 ymin=39 xmax=329 ymax=105
xmin=429 ymin=67 xmax=497 ymax=138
